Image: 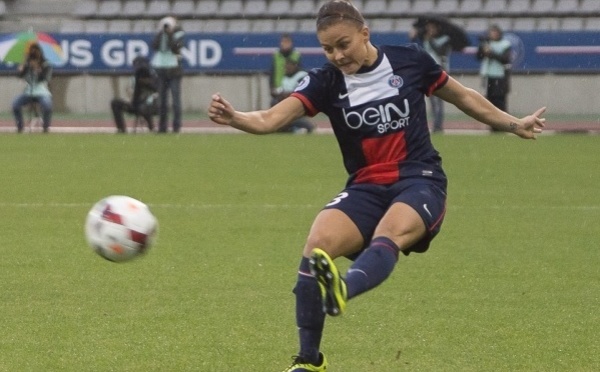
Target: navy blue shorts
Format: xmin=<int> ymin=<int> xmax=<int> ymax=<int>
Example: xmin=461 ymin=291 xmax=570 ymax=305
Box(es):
xmin=323 ymin=178 xmax=447 ymax=257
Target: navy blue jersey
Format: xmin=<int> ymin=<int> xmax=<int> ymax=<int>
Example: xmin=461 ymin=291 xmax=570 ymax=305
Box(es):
xmin=291 ymin=44 xmax=448 ymax=185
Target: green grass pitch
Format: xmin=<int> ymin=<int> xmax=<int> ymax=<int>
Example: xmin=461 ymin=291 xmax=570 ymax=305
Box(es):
xmin=0 ymin=133 xmax=598 ymax=371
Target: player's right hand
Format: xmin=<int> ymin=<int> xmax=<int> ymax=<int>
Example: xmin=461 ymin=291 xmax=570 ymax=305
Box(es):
xmin=208 ymin=93 xmax=234 ymax=126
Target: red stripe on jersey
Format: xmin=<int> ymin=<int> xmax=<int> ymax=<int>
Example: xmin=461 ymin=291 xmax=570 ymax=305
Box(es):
xmin=354 ymin=131 xmax=407 ymax=184
xmin=426 ymin=71 xmax=449 ymax=97
xmin=430 ymin=202 xmax=447 ymax=232
xmin=290 ymin=92 xmax=319 ymax=117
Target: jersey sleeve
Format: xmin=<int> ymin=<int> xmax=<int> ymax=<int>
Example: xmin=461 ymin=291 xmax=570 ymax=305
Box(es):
xmin=289 ymin=66 xmax=336 ymax=117
xmin=414 ymin=44 xmax=449 ymax=96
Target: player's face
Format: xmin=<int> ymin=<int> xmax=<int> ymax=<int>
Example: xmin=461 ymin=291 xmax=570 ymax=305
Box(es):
xmin=317 ymin=22 xmax=371 ymax=75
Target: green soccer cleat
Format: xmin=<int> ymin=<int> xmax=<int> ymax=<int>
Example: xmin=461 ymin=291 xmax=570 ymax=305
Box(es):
xmin=282 ymin=353 xmax=328 ymax=372
xmin=309 ymin=248 xmax=348 ymax=316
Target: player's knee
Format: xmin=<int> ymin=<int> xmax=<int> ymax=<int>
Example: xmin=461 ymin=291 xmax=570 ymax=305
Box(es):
xmin=303 ymin=233 xmax=336 ymax=257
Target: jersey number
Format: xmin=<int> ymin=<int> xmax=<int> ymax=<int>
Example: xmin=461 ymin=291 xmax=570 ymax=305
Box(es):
xmin=326 ymin=192 xmax=349 ymax=207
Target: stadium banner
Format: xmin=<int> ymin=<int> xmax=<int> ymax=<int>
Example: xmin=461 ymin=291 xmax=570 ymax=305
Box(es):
xmin=0 ymin=32 xmax=598 ymax=74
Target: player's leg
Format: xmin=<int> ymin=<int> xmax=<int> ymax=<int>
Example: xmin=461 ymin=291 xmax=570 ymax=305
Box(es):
xmin=288 ymin=185 xmax=385 ymax=371
xmin=344 ymin=181 xmax=447 ymax=300
xmin=290 ymin=208 xmax=364 ymax=369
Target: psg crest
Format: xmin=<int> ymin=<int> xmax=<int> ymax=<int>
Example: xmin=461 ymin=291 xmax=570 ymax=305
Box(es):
xmin=388 ymin=75 xmax=403 ymax=88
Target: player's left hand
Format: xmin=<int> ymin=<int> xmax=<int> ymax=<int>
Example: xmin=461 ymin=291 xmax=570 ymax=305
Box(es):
xmin=515 ymin=107 xmax=546 ymax=140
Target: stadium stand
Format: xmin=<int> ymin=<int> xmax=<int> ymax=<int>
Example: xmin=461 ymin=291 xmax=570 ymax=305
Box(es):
xmin=297 ymin=18 xmax=316 ymax=33
xmin=266 ymin=0 xmax=291 ymax=18
xmin=560 ymin=16 xmax=585 ymax=30
xmin=198 ymin=19 xmax=228 ymax=33
xmin=146 ymin=0 xmax=172 ymax=17
xmin=221 ymin=0 xmax=246 ymax=18
xmin=584 ymin=17 xmax=600 ymax=29
xmin=361 ymin=0 xmax=389 ymax=17
xmin=537 ymin=17 xmax=561 ymax=30
xmin=459 ymin=0 xmax=485 ymax=16
xmin=370 ymin=18 xmax=396 ymax=32
xmin=290 ymin=0 xmax=317 ymax=17
xmin=504 ymin=0 xmax=532 ymax=16
xmin=73 ymin=1 xmax=97 ymax=19
xmin=171 ymin=0 xmax=196 ymax=17
xmin=97 ymin=1 xmax=123 ymax=18
xmin=554 ymin=0 xmax=579 ymax=15
xmin=579 ymin=0 xmax=600 ymax=13
xmin=530 ymin=0 xmax=555 ymax=14
xmin=85 ymin=20 xmax=108 ymax=33
xmin=131 ymin=19 xmax=157 ymax=33
xmin=108 ymin=20 xmax=133 ymax=33
xmin=480 ymin=0 xmax=507 ymax=16
xmin=251 ymin=18 xmax=277 ymax=33
xmin=59 ymin=19 xmax=86 ymax=33
xmin=274 ymin=19 xmax=299 ymax=32
xmin=0 ymin=0 xmax=598 ymax=125
xmin=411 ymin=0 xmax=437 ymax=16
xmin=242 ymin=0 xmax=268 ymax=18
xmin=227 ymin=18 xmax=252 ymax=32
xmin=388 ymin=0 xmax=413 ymax=16
xmin=2 ymin=0 xmax=600 ymax=34
xmin=196 ymin=0 xmax=220 ymax=18
xmin=122 ymin=0 xmax=147 ymax=18
xmin=512 ymin=17 xmax=538 ymax=31
xmin=436 ymin=0 xmax=461 ymax=15
xmin=63 ymin=1 xmax=600 ymax=31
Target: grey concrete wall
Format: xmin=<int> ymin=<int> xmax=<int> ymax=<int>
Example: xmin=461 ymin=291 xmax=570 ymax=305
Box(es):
xmin=0 ymin=73 xmax=598 ymax=116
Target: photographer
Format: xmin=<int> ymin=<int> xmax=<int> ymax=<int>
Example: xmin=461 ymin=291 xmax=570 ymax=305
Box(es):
xmin=270 ymin=33 xmax=302 ymax=107
xmin=12 ymin=43 xmax=53 ymax=133
xmin=410 ymin=19 xmax=452 ymax=133
xmin=272 ymin=59 xmax=315 ymax=134
xmin=151 ymin=16 xmax=185 ymax=133
xmin=477 ymin=24 xmax=512 ymax=125
xmin=110 ymin=56 xmax=158 ymax=133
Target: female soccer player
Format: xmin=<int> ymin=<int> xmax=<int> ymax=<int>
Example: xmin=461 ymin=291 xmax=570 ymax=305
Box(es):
xmin=208 ymin=1 xmax=545 ymax=370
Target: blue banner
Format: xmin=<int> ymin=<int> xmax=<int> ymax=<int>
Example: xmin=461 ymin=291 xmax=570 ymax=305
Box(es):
xmin=0 ymin=31 xmax=598 ymax=74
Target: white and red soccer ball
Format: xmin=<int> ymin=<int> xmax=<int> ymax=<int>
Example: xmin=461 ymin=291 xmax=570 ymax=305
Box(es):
xmin=85 ymin=196 xmax=158 ymax=262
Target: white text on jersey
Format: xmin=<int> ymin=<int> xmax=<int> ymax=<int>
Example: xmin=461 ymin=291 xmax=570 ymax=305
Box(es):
xmin=342 ymin=99 xmax=410 ymax=134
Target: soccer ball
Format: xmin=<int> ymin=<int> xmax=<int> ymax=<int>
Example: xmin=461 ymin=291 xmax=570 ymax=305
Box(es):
xmin=85 ymin=195 xmax=158 ymax=262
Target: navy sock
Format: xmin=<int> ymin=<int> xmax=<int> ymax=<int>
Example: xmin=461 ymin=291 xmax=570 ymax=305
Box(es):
xmin=345 ymin=237 xmax=400 ymax=299
xmin=293 ymin=257 xmax=325 ymax=365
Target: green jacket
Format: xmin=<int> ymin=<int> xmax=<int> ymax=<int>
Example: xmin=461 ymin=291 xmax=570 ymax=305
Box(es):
xmin=270 ymin=49 xmax=301 ymax=90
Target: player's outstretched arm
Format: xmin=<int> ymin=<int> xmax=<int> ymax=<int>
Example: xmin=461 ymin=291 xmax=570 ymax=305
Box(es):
xmin=435 ymin=77 xmax=546 ymax=139
xmin=208 ymin=93 xmax=305 ymax=134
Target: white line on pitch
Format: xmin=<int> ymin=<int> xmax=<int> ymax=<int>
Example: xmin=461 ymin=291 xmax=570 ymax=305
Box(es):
xmin=0 ymin=202 xmax=598 ymax=211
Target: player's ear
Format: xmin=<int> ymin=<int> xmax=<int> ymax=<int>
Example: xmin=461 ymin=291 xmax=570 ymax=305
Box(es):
xmin=361 ymin=26 xmax=370 ymax=43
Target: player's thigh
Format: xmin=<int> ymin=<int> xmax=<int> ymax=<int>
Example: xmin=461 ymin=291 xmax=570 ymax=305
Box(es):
xmin=374 ymin=202 xmax=427 ymax=251
xmin=377 ymin=181 xmax=447 ymax=253
xmin=303 ymin=208 xmax=364 ymax=259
